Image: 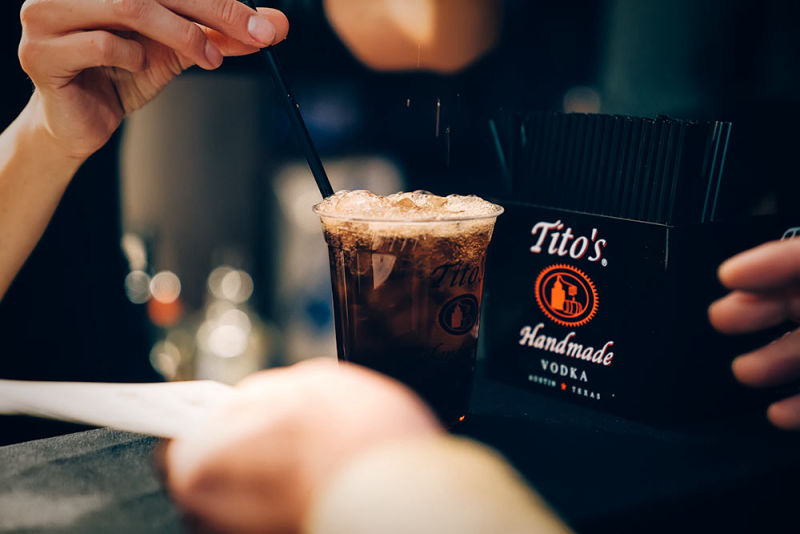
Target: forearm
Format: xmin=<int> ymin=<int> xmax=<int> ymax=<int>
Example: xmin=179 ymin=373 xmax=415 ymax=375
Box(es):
xmin=306 ymin=435 xmax=572 ymax=534
xmin=0 ymin=93 xmax=85 ymax=298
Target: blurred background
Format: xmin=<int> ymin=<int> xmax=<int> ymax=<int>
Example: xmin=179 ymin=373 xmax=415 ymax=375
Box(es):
xmin=1 ymin=0 xmax=798 ymax=443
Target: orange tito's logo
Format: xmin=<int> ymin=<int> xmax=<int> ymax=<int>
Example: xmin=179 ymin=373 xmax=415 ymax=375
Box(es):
xmin=534 ymin=264 xmax=598 ymax=327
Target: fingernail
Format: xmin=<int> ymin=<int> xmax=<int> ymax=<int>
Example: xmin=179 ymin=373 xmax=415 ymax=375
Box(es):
xmin=205 ymin=41 xmax=223 ymax=69
xmin=248 ymin=15 xmax=276 ymax=45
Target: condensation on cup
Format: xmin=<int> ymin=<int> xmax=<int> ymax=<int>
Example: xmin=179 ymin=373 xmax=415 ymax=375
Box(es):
xmin=314 ymin=190 xmax=503 ymax=426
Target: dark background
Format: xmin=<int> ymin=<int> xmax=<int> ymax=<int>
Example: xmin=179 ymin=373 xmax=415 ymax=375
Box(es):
xmin=0 ymin=0 xmax=798 ymax=445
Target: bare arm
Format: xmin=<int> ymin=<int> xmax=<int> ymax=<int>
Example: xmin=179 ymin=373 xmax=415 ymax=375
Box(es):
xmin=0 ymin=99 xmax=83 ymax=297
xmin=308 ymin=435 xmax=571 ymax=534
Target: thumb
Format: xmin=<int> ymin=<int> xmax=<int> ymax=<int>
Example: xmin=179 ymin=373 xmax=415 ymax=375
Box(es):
xmin=206 ymin=8 xmax=289 ymax=57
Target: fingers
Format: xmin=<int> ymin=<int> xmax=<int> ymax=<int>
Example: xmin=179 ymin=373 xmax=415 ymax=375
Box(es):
xmin=161 ymin=0 xmax=273 ymax=46
xmin=767 ymin=394 xmax=800 ymax=430
xmin=166 ymin=360 xmax=444 ymax=532
xmin=170 ymin=432 xmax=300 ymax=534
xmin=19 ymin=31 xmax=147 ymax=82
xmin=21 ymin=0 xmax=221 ymax=70
xmin=255 ymin=7 xmax=290 ymax=44
xmin=167 ymin=396 xmax=306 ymax=533
xmin=712 ymin=239 xmax=800 ymax=430
xmin=727 ymin=326 xmax=800 ymax=431
xmin=709 ymin=290 xmax=800 ymax=334
xmin=179 ymin=487 xmax=297 ymax=534
xmin=718 ymin=239 xmax=800 ymax=292
xmin=160 ymin=1 xmax=289 ymax=47
xmin=732 ymin=328 xmax=800 ymax=387
xmin=20 ymin=0 xmax=289 ymax=73
xmin=233 ymin=359 xmax=334 ymax=394
xmin=206 ymin=8 xmax=289 ymax=57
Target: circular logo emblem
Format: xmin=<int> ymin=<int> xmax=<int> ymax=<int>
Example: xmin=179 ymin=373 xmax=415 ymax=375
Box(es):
xmin=439 ymin=294 xmax=479 ymax=335
xmin=534 ymin=264 xmax=598 ymax=327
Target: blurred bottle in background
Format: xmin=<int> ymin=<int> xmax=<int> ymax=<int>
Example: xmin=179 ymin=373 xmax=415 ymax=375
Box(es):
xmin=122 ymin=228 xmax=277 ymax=383
xmin=272 ymin=157 xmax=403 ymax=364
xmin=192 ymin=265 xmax=276 ymax=384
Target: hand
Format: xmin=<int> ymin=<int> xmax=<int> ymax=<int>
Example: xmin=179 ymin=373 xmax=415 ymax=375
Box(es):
xmin=17 ymin=0 xmax=289 ymax=160
xmin=166 ymin=359 xmax=442 ymax=534
xmin=323 ymin=0 xmax=501 ymax=73
xmin=709 ymin=238 xmax=800 ymax=429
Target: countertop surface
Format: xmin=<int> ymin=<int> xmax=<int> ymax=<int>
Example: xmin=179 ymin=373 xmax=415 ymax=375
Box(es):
xmin=0 ymin=429 xmax=173 ymax=534
xmin=2 ymin=376 xmax=800 ymax=533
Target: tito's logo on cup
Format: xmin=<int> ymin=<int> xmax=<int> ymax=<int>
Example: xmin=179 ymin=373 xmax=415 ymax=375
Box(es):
xmin=439 ymin=294 xmax=480 ymax=335
xmin=534 ymin=264 xmax=598 ymax=327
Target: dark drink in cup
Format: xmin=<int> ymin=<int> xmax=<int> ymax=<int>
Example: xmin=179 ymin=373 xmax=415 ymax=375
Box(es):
xmin=314 ymin=191 xmax=503 ymax=425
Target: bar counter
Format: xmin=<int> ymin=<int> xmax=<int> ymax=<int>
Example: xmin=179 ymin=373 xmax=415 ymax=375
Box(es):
xmin=2 ymin=375 xmax=799 ymax=533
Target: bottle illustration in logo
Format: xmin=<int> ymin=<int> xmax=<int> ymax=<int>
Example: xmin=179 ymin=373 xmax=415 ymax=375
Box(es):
xmin=439 ymin=294 xmax=479 ymax=335
xmin=450 ymin=303 xmax=464 ymax=330
xmin=549 ymin=275 xmax=585 ymax=317
xmin=535 ymin=264 xmax=598 ymax=327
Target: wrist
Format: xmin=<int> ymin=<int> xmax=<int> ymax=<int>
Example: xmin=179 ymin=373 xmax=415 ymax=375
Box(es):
xmin=18 ymin=92 xmax=91 ymax=174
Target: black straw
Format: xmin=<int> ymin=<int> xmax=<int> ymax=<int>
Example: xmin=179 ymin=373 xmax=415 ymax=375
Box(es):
xmin=498 ymin=111 xmax=732 ymax=224
xmin=241 ymin=0 xmax=334 ymax=198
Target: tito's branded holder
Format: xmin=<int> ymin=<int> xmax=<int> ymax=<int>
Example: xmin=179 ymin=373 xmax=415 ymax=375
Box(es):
xmin=483 ymin=113 xmax=798 ymax=421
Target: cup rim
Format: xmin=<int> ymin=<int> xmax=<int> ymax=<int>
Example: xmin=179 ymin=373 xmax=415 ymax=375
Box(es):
xmin=312 ymin=203 xmax=504 ymax=224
